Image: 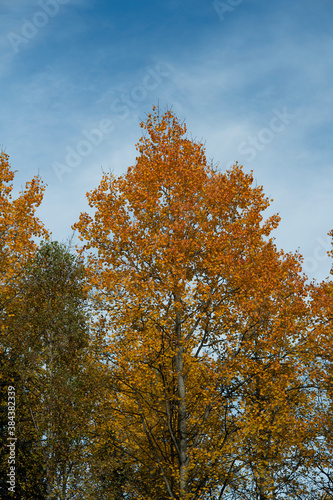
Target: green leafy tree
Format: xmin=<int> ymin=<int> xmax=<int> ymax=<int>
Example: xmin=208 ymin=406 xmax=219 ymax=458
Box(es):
xmin=1 ymin=241 xmax=98 ymax=500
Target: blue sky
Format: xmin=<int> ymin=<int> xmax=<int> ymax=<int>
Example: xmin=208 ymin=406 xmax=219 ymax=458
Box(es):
xmin=1 ymin=0 xmax=333 ymax=281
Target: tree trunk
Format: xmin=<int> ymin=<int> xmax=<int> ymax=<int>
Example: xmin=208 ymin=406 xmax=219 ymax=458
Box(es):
xmin=175 ymin=307 xmax=187 ymax=498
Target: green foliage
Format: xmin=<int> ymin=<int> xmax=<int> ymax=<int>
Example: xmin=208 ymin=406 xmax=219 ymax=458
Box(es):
xmin=0 ymin=241 xmax=99 ymax=499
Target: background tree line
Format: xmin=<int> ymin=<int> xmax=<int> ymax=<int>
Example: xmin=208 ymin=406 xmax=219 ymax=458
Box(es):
xmin=1 ymin=108 xmax=333 ymax=499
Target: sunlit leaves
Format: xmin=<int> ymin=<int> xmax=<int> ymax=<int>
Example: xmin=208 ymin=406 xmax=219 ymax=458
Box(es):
xmin=73 ymin=108 xmax=317 ymax=499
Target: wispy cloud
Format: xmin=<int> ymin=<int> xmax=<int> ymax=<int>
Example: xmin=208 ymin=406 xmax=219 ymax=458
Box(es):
xmin=1 ymin=0 xmax=333 ymax=281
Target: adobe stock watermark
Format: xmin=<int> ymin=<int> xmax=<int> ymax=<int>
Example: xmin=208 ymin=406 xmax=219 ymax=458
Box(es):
xmin=7 ymin=0 xmax=71 ymax=55
xmin=7 ymin=386 xmax=16 ymax=494
xmin=53 ymin=63 xmax=171 ymax=182
xmin=213 ymin=0 xmax=243 ymax=22
xmin=109 ymin=65 xmax=170 ymax=120
xmin=237 ymin=107 xmax=295 ymax=163
xmin=303 ymin=234 xmax=332 ymax=274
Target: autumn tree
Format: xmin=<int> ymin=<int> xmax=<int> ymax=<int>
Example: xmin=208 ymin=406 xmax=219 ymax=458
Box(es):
xmin=0 ymin=151 xmax=49 ymax=499
xmin=74 ymin=108 xmax=315 ymax=499
xmin=304 ymin=253 xmax=333 ymax=500
xmin=0 ymin=151 xmax=48 ymax=310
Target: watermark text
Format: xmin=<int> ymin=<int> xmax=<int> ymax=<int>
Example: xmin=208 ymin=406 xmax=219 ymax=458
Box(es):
xmin=7 ymin=386 xmax=16 ymax=493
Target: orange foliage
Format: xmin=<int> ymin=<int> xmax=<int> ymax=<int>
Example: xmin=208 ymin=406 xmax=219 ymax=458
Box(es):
xmin=73 ymin=109 xmax=317 ymax=499
xmin=0 ymin=151 xmax=48 ymax=305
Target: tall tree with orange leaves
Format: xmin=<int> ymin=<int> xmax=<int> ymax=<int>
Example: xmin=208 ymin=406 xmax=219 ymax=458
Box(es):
xmin=305 ymin=248 xmax=333 ymax=500
xmin=0 ymin=151 xmax=48 ymax=311
xmin=0 ymin=151 xmax=48 ymax=499
xmin=74 ymin=108 xmax=315 ymax=499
